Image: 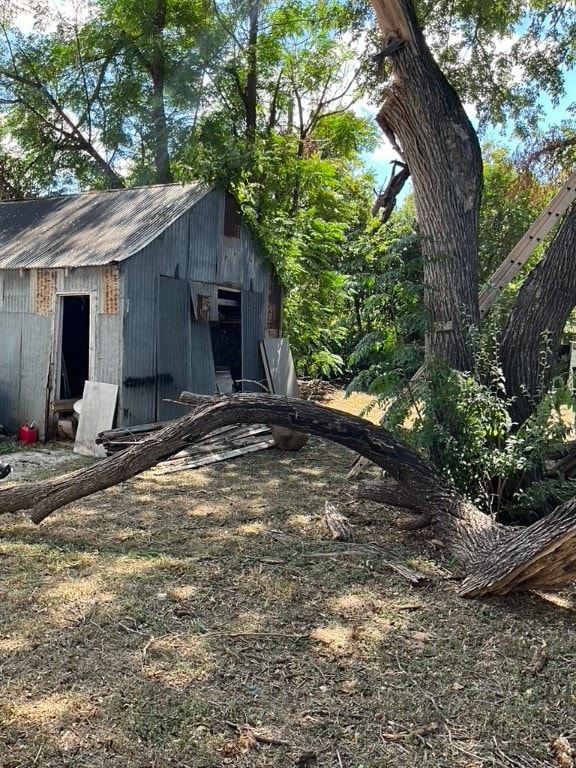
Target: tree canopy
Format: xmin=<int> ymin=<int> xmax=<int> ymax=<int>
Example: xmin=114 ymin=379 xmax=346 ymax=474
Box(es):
xmin=1 ymin=0 xmax=575 ymax=383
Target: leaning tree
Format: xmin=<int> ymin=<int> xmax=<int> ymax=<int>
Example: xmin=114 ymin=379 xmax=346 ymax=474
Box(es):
xmin=2 ymin=393 xmax=576 ymax=597
xmin=369 ymin=0 xmax=576 ymax=420
xmin=2 ymin=0 xmax=576 ymax=598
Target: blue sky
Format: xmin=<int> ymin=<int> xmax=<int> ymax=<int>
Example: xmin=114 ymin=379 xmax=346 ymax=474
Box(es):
xmin=360 ymin=79 xmax=576 ymax=196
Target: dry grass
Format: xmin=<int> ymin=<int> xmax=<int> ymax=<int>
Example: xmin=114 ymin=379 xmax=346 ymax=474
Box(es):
xmin=0 ymin=395 xmax=575 ymax=768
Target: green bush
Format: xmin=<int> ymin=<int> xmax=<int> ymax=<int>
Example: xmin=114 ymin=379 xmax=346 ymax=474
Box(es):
xmin=375 ymin=342 xmax=574 ymax=523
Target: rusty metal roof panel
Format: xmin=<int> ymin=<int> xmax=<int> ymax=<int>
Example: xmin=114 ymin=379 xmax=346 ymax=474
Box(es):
xmin=0 ymin=183 xmax=211 ymax=269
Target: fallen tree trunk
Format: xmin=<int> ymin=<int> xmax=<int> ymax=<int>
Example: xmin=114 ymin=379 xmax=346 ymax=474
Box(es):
xmin=1 ymin=394 xmax=576 ymax=597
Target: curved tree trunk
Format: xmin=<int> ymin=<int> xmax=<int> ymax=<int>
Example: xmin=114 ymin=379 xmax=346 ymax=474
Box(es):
xmin=370 ymin=0 xmax=482 ymax=371
xmin=1 ymin=394 xmax=576 ymax=598
xmin=500 ymin=203 xmax=576 ymax=424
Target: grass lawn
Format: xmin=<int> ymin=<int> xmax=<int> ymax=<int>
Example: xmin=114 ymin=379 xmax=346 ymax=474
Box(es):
xmin=0 ymin=395 xmax=574 ymax=767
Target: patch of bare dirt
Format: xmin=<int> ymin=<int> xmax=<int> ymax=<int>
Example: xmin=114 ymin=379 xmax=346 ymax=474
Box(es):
xmin=0 ymin=399 xmax=574 ymax=768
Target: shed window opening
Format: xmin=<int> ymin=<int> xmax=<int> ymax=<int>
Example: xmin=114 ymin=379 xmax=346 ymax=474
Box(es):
xmin=58 ymin=295 xmax=90 ymax=400
xmin=211 ymin=288 xmax=241 ymax=392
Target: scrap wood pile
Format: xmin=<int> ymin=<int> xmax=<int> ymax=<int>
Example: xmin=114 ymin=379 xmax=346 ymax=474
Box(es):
xmin=97 ymin=422 xmax=274 ymax=473
xmin=298 ymin=378 xmax=338 ymax=403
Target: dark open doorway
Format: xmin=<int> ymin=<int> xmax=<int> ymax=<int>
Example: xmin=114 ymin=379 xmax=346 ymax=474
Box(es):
xmin=210 ymin=288 xmax=241 ymax=391
xmin=58 ymin=295 xmax=90 ymax=399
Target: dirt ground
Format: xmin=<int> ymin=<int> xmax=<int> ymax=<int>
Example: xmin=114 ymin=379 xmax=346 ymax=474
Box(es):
xmin=0 ymin=394 xmax=575 ymax=768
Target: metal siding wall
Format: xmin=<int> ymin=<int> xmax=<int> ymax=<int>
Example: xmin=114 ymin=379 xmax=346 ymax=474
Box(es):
xmin=20 ymin=315 xmax=52 ymax=438
xmin=189 ymin=322 xmax=216 ymax=394
xmin=0 ymin=314 xmax=23 ymax=430
xmin=187 ymin=191 xmax=221 ymax=283
xmin=219 ymin=236 xmax=244 ymax=287
xmin=152 ymin=215 xmax=191 ymax=278
xmin=120 ymin=260 xmax=157 ymax=426
xmin=120 ymin=213 xmax=205 ymax=426
xmin=115 ymin=196 xmax=271 ymax=424
xmin=95 ymin=314 xmax=122 ymax=386
xmin=157 ymin=277 xmax=192 ymax=421
xmin=241 ymin=290 xmax=265 ymax=392
xmin=1 ymin=270 xmax=31 ymax=313
xmin=241 ymin=226 xmax=268 ymax=293
xmin=57 ymin=267 xmax=100 ymax=293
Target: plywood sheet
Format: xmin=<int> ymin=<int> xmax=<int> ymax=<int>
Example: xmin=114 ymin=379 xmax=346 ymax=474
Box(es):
xmin=74 ymin=381 xmax=118 ymax=457
xmin=259 ymin=339 xmax=300 ymax=397
xmin=259 ymin=338 xmax=308 ymax=450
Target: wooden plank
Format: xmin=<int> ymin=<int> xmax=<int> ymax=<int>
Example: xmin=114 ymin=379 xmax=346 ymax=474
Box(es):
xmin=158 ymin=438 xmax=275 ymax=473
xmin=479 ymin=170 xmax=576 ymax=315
xmin=96 ymin=421 xmax=172 ymax=442
xmin=163 ymin=426 xmax=271 ymax=461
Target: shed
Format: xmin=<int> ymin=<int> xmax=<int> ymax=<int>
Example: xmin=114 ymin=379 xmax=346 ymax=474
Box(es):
xmin=0 ymin=183 xmax=282 ymax=439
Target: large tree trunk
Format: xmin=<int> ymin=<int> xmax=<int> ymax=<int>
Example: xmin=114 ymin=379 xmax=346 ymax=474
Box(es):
xmin=370 ymin=0 xmax=482 ymax=371
xmin=1 ymin=394 xmax=576 ymax=598
xmin=149 ymin=0 xmax=172 ymax=184
xmin=370 ymin=0 xmax=576 ymax=424
xmin=500 ymin=203 xmax=576 ymax=424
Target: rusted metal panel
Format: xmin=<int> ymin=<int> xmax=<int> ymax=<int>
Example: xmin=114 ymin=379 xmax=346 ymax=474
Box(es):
xmin=34 ymin=269 xmax=57 ymax=315
xmin=241 ymin=290 xmax=265 ymax=392
xmin=103 ymin=267 xmax=120 ymax=314
xmin=0 ymin=183 xmax=210 ymax=269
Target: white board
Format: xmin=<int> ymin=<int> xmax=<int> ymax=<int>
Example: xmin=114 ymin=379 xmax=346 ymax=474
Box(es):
xmin=260 ymin=339 xmax=300 ymax=397
xmin=74 ymin=381 xmax=119 ymax=458
xmin=259 ymin=338 xmax=309 ymax=450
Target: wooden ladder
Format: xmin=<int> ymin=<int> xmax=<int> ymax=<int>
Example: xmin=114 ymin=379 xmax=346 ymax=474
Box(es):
xmin=479 ymin=169 xmax=576 ymax=314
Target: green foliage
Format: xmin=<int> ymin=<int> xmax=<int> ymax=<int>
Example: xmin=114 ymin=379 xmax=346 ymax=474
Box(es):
xmin=479 ymin=145 xmax=553 ymax=281
xmin=383 ymin=342 xmax=573 ymax=522
xmin=232 ymin=121 xmax=377 ymax=377
xmin=412 ymin=0 xmax=576 ymax=133
xmin=340 ymin=199 xmax=424 ymax=391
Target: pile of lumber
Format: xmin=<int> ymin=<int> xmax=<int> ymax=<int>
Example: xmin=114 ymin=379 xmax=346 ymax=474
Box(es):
xmin=96 ymin=421 xmax=171 ymax=453
xmin=298 ymin=378 xmax=338 ymax=403
xmin=96 ymin=422 xmax=274 ymax=472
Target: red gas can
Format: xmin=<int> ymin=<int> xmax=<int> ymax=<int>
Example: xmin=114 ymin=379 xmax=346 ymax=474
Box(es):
xmin=18 ymin=423 xmax=38 ymax=444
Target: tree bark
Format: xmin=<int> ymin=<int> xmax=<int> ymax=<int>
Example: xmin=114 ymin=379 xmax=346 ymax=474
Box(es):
xmin=244 ymin=0 xmax=259 ymax=142
xmin=499 ymin=203 xmax=576 ymax=424
xmin=149 ymin=0 xmax=172 ymax=184
xmin=369 ymin=0 xmax=482 ymax=371
xmin=1 ymin=394 xmax=576 ymax=598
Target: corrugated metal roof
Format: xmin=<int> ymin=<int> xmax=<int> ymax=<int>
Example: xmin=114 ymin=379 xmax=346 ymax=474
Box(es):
xmin=0 ymin=183 xmax=211 ymax=269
